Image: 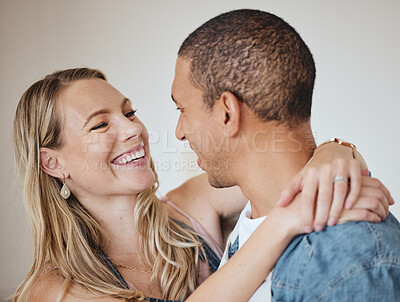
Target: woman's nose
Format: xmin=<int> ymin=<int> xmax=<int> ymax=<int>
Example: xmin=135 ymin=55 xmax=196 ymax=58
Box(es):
xmin=118 ymin=118 xmax=142 ymax=142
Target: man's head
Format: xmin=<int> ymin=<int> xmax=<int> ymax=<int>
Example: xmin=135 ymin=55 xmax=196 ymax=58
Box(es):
xmin=172 ymin=9 xmax=316 ymax=187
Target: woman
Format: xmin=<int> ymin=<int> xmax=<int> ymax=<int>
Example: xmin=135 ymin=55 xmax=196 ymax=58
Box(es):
xmin=12 ymin=68 xmax=391 ymax=301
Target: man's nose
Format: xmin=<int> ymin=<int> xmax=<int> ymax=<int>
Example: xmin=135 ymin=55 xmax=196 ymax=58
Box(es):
xmin=175 ymin=115 xmax=186 ymax=141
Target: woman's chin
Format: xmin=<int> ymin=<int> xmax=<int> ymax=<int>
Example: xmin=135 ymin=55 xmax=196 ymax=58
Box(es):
xmin=129 ymin=170 xmax=156 ymax=193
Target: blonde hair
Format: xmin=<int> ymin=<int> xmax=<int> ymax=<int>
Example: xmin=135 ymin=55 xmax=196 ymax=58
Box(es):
xmin=12 ymin=68 xmax=203 ymax=301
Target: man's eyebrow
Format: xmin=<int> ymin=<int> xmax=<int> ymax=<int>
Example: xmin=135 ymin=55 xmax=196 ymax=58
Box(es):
xmin=83 ymin=98 xmax=131 ymax=128
xmin=121 ymin=97 xmax=131 ymax=108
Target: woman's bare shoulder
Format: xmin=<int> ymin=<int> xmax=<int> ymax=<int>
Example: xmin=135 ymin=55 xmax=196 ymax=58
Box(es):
xmin=166 ymin=173 xmax=247 ymax=219
xmin=165 ymin=173 xmax=247 ymax=246
xmin=165 ymin=173 xmax=219 ymax=223
xmin=29 ymin=269 xmax=119 ymax=302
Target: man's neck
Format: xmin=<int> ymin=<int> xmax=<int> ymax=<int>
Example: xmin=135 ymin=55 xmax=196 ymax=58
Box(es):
xmin=235 ymin=123 xmax=315 ymax=218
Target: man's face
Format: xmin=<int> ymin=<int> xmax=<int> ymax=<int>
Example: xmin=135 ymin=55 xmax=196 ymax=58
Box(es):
xmin=171 ymin=57 xmax=233 ymax=187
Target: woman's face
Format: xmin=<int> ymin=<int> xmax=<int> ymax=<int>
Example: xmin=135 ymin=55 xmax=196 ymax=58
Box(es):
xmin=56 ymin=78 xmax=155 ymax=201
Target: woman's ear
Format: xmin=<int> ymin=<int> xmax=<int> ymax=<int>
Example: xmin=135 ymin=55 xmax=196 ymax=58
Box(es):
xmin=217 ymin=91 xmax=241 ymax=137
xmin=39 ymin=147 xmax=66 ymax=179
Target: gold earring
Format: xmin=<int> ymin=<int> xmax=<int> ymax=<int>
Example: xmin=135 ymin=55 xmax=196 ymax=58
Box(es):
xmin=60 ymin=174 xmax=71 ymax=199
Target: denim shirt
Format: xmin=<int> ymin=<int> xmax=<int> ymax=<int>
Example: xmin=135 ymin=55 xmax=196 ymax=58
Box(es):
xmin=271 ymin=212 xmax=400 ymax=302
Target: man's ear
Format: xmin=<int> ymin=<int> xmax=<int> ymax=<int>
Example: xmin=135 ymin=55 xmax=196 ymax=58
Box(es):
xmin=216 ymin=91 xmax=241 ymax=137
xmin=39 ymin=147 xmax=67 ymax=179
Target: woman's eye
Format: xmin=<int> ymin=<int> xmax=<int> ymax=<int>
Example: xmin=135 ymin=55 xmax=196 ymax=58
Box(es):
xmin=176 ymin=107 xmax=184 ymax=113
xmin=125 ymin=109 xmax=137 ymax=118
xmin=90 ymin=122 xmax=108 ymax=131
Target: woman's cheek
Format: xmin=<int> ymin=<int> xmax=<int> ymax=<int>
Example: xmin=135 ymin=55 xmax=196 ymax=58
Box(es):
xmin=83 ymin=132 xmax=115 ymax=155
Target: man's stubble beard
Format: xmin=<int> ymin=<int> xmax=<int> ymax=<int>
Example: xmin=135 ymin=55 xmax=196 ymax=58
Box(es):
xmin=205 ymin=159 xmax=236 ymax=189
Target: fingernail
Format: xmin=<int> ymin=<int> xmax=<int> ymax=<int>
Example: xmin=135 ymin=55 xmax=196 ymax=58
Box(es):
xmin=327 ymin=217 xmax=337 ymax=226
xmin=315 ymin=225 xmax=324 ymax=232
xmin=305 ymin=226 xmax=313 ymax=233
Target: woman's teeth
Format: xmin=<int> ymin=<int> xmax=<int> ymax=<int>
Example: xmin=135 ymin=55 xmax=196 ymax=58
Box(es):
xmin=115 ymin=148 xmax=145 ymax=165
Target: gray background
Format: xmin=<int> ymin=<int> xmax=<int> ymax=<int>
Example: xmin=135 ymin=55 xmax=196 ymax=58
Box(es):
xmin=1 ymin=0 xmax=399 ymax=299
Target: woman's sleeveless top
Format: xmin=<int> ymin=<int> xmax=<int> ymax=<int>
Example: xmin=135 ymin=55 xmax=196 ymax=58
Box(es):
xmin=100 ymin=198 xmax=223 ymax=302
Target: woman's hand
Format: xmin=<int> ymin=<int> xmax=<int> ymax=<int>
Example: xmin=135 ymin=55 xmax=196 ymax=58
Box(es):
xmin=271 ymin=176 xmax=393 ymax=237
xmin=270 ymin=192 xmax=312 ymax=236
xmin=276 ymin=142 xmax=394 ymax=233
xmin=337 ymin=176 xmax=392 ymax=225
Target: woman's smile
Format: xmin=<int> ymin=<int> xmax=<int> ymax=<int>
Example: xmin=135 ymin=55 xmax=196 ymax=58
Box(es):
xmin=111 ymin=143 xmax=147 ymax=167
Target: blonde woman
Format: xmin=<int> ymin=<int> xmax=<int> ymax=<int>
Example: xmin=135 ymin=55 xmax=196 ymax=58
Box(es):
xmin=12 ymin=68 xmax=391 ymax=302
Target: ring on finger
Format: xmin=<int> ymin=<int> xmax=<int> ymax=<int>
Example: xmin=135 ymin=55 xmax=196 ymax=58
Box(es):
xmin=333 ymin=176 xmax=349 ymax=184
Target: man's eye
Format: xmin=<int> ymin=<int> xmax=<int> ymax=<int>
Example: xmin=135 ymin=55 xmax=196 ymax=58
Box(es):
xmin=125 ymin=109 xmax=137 ymax=118
xmin=91 ymin=122 xmax=108 ymax=131
xmin=176 ymin=107 xmax=184 ymax=113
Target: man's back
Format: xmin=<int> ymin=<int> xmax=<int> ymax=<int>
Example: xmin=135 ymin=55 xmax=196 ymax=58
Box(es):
xmin=272 ymin=213 xmax=400 ymax=302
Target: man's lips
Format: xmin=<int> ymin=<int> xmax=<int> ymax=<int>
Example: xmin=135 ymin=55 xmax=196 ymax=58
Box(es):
xmin=111 ymin=143 xmax=145 ymax=164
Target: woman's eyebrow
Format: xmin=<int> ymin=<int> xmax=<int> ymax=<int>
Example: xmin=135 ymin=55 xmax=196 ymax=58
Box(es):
xmin=82 ymin=109 xmax=110 ymax=128
xmin=82 ymin=98 xmax=131 ymax=128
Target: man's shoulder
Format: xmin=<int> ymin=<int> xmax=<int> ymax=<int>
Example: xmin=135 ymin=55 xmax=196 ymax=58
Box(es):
xmin=282 ymin=212 xmax=400 ymax=257
xmin=271 ymin=213 xmax=400 ymax=301
xmin=306 ymin=212 xmax=400 ymax=259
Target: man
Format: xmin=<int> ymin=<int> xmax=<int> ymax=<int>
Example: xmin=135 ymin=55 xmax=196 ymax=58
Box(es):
xmin=171 ymin=9 xmax=400 ymax=301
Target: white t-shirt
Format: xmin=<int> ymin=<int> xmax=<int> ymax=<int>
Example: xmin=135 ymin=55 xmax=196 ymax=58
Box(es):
xmin=218 ymin=201 xmax=272 ymax=301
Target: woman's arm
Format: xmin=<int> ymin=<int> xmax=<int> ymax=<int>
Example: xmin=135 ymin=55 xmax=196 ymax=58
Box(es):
xmin=167 ymin=173 xmax=247 ymax=221
xmin=277 ymin=141 xmax=394 ymax=231
xmin=166 ymin=173 xmax=247 ymax=246
xmin=186 ymin=176 xmax=391 ymax=302
xmin=169 ymin=140 xmax=392 ymax=237
xmin=168 ymin=140 xmax=393 ymax=247
xmin=186 ymin=202 xmax=296 ymax=302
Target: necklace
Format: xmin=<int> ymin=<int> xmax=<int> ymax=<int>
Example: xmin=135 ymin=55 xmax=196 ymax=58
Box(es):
xmin=115 ymin=263 xmax=153 ymax=273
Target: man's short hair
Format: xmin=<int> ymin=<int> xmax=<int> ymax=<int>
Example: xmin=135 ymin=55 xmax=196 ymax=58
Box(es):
xmin=178 ymin=9 xmax=316 ymax=129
